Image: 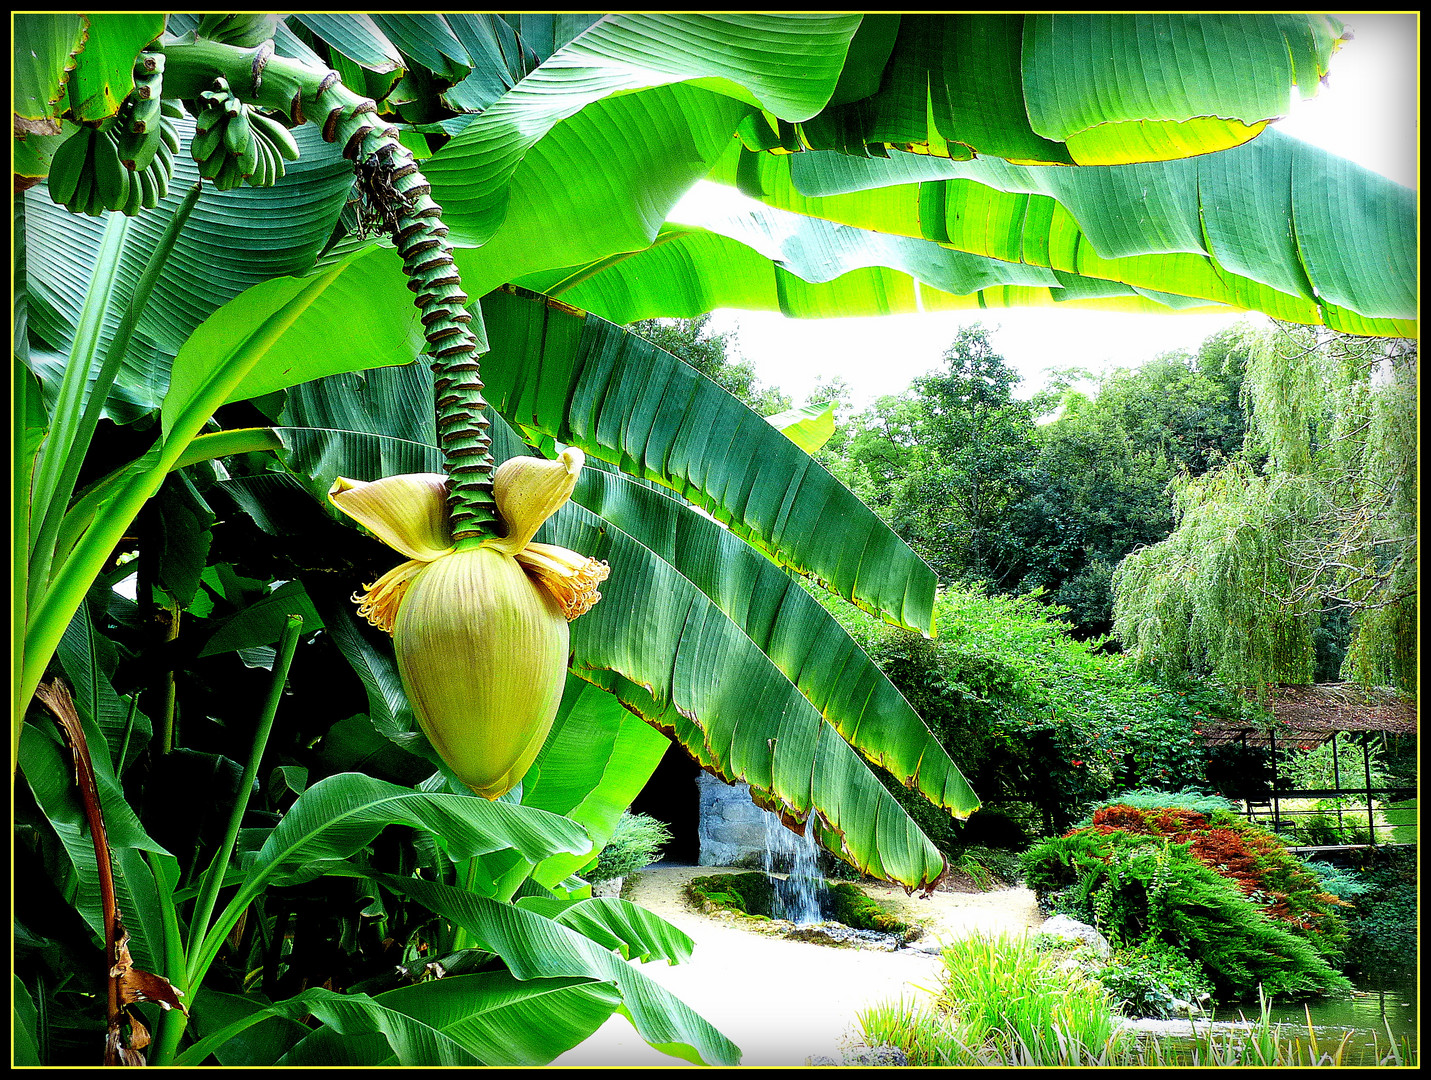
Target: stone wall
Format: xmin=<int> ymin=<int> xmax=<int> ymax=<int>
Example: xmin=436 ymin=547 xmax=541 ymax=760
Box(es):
xmin=696 ymin=770 xmax=769 ymax=866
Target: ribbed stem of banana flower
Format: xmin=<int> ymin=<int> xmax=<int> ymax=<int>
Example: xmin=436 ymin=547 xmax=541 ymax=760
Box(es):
xmin=329 ymin=108 xmax=499 ymax=542
xmin=161 ymin=40 xmax=499 ymax=539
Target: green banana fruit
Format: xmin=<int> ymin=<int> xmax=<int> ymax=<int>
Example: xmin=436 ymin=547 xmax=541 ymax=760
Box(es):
xmin=191 ymin=122 xmax=224 ymax=163
xmin=215 ymin=154 xmax=243 ymax=192
xmin=46 ymin=128 xmax=92 ymax=206
xmin=90 ymin=130 xmax=128 ymax=212
xmin=250 ymin=111 xmax=300 ymax=161
xmin=136 ymin=162 xmax=159 ymax=209
xmin=122 ymin=160 xmax=144 ymax=215
xmin=238 ymin=122 xmax=260 ymax=178
xmin=160 ymin=116 xmax=181 ymax=154
xmin=130 ymin=95 xmax=162 ymax=133
xmin=155 ymin=136 xmax=174 ymax=175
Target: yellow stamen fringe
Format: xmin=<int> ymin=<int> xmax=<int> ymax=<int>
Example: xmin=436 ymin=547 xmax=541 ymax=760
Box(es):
xmin=514 ymin=541 xmax=611 ymax=620
xmin=353 ymin=559 xmax=428 ymax=633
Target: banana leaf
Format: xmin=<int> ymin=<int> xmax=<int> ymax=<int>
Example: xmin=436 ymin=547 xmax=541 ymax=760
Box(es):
xmin=182 ymin=974 xmax=622 ymax=1066
xmin=478 ymin=285 xmax=937 ymax=634
xmin=380 ymin=875 xmax=741 ymax=1065
xmin=704 ymin=129 xmax=1416 ymax=335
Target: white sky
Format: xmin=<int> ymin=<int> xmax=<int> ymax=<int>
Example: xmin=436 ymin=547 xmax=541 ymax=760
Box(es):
xmin=670 ymin=13 xmax=1418 ymax=410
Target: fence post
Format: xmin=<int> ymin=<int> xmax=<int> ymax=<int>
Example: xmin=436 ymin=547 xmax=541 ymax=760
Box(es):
xmin=1269 ymin=726 xmax=1281 ymax=834
xmin=1363 ymin=731 xmax=1376 ymax=847
xmin=1331 ymin=730 xmax=1344 ymax=839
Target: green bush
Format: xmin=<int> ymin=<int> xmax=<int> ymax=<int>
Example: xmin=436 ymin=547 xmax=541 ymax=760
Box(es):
xmin=586 ymin=811 xmax=672 ymax=882
xmin=1078 ymin=787 xmax=1238 ymax=824
xmin=832 ymin=585 xmax=1258 ymax=841
xmin=1022 ymin=819 xmax=1352 ymax=1001
xmin=1096 ymin=940 xmax=1216 ymax=1018
xmin=1303 ymin=860 xmax=1372 ymax=902
xmin=1337 ymin=849 xmax=1417 ymax=982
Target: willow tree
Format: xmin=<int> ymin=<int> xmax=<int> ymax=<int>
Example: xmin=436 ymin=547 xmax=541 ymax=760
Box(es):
xmin=1111 ymin=325 xmax=1418 ymax=696
xmin=13 ymin=13 xmax=1419 ymax=1067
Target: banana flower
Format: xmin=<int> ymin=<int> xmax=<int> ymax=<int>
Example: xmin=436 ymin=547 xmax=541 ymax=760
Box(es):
xmin=329 ymin=449 xmax=609 ymax=798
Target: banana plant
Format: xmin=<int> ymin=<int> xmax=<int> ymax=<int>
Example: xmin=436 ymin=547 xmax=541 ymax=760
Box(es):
xmin=13 ymin=11 xmax=1416 ymax=1068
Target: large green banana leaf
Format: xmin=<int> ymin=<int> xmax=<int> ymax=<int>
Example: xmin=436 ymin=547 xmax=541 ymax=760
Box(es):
xmin=182 ymin=974 xmax=621 ymax=1066
xmin=275 ymin=360 xmax=963 ymax=889
xmin=512 ymin=218 xmax=1226 ymax=325
xmin=701 ymin=131 xmax=1417 ymax=336
xmin=744 ymin=14 xmax=1345 ymax=165
xmin=382 ymin=875 xmax=741 ymax=1065
xmin=421 ymin=13 xmax=866 ymax=245
xmin=477 ymin=286 xmax=936 ymax=634
xmin=308 ymin=11 xmax=1345 ymax=230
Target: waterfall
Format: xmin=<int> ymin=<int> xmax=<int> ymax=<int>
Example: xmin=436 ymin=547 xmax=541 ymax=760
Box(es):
xmin=760 ymin=806 xmax=828 ymax=925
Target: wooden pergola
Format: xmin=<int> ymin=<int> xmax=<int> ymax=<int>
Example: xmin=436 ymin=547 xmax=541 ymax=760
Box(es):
xmin=1201 ymin=684 xmax=1417 ymax=851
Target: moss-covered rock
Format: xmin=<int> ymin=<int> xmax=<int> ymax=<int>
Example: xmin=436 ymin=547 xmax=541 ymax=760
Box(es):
xmin=687 ymin=872 xmax=778 ymax=917
xmin=828 ymin=882 xmax=910 ymax=935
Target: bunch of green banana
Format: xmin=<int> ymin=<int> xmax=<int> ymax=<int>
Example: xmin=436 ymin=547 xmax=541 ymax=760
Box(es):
xmin=47 ymin=117 xmax=181 ymax=217
xmin=45 ymin=126 xmax=119 ymax=217
xmin=190 ymin=76 xmax=300 ymax=191
xmin=114 ymin=52 xmax=168 ymax=172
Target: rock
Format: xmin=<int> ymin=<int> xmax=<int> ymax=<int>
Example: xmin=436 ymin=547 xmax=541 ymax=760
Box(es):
xmin=805 ymin=1055 xmax=840 ymax=1066
xmin=842 ymin=1045 xmax=909 ymax=1066
xmin=1038 ymin=914 xmax=1112 ymax=958
xmin=590 ymin=877 xmax=623 ymax=898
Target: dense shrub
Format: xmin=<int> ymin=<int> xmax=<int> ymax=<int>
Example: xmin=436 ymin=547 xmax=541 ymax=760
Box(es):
xmin=1096 ymin=940 xmax=1216 ymax=1019
xmin=1335 ymin=849 xmax=1417 ymax=983
xmin=1078 ymin=787 xmax=1238 ymax=822
xmin=586 ymin=812 xmax=672 ymax=882
xmin=823 ymin=584 xmax=1259 ymax=842
xmin=1020 ymin=806 xmax=1353 ymax=1001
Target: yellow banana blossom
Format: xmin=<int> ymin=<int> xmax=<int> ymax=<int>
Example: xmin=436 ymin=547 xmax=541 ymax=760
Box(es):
xmin=329 ymin=449 xmax=609 ymax=798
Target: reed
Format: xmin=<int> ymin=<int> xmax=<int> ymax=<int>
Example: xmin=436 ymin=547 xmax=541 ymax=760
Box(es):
xmin=856 ymin=936 xmax=1419 ymax=1067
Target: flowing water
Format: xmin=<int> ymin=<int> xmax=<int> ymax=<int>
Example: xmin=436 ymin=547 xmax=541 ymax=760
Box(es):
xmin=760 ymin=807 xmax=828 ymax=925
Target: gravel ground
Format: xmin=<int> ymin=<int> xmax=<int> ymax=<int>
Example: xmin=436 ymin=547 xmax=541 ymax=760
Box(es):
xmin=550 ymin=865 xmax=1042 ymax=1067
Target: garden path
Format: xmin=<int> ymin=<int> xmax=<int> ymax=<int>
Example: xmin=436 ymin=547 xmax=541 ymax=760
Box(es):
xmin=551 ymin=865 xmax=1041 ymax=1067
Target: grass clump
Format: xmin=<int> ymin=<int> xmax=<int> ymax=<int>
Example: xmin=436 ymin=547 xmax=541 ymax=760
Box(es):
xmin=858 ymin=937 xmax=1417 ymax=1067
xmin=859 ymin=933 xmax=1129 ymax=1066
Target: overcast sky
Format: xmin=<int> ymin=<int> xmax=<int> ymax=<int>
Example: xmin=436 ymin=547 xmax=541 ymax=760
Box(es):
xmin=671 ymin=13 xmax=1418 ymax=411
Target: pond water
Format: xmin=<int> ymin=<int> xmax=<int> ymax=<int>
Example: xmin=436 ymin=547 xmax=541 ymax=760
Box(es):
xmin=1147 ymin=968 xmax=1417 ymax=1064
xmin=1219 ymin=968 xmax=1418 ymax=1055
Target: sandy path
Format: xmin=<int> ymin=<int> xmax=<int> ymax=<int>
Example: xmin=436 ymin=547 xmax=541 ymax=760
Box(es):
xmin=551 ymin=866 xmax=1041 ymax=1067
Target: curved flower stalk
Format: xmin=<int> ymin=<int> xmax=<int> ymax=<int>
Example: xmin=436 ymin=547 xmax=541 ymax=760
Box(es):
xmin=331 ymin=450 xmax=610 ymax=799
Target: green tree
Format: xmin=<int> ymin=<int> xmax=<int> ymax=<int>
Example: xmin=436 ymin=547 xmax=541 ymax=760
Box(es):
xmin=1112 ymin=325 xmax=1417 ymax=695
xmin=1002 ymin=335 xmax=1251 ymax=634
xmin=835 ymin=327 xmax=1036 ymax=586
xmin=626 ymin=315 xmax=789 ymax=415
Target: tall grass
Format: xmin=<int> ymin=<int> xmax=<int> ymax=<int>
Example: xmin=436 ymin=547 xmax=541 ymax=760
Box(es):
xmin=857 ymin=936 xmax=1419 ymax=1067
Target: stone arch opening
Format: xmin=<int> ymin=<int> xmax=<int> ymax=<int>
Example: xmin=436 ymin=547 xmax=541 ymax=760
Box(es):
xmin=629 ymin=742 xmax=702 ymax=865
